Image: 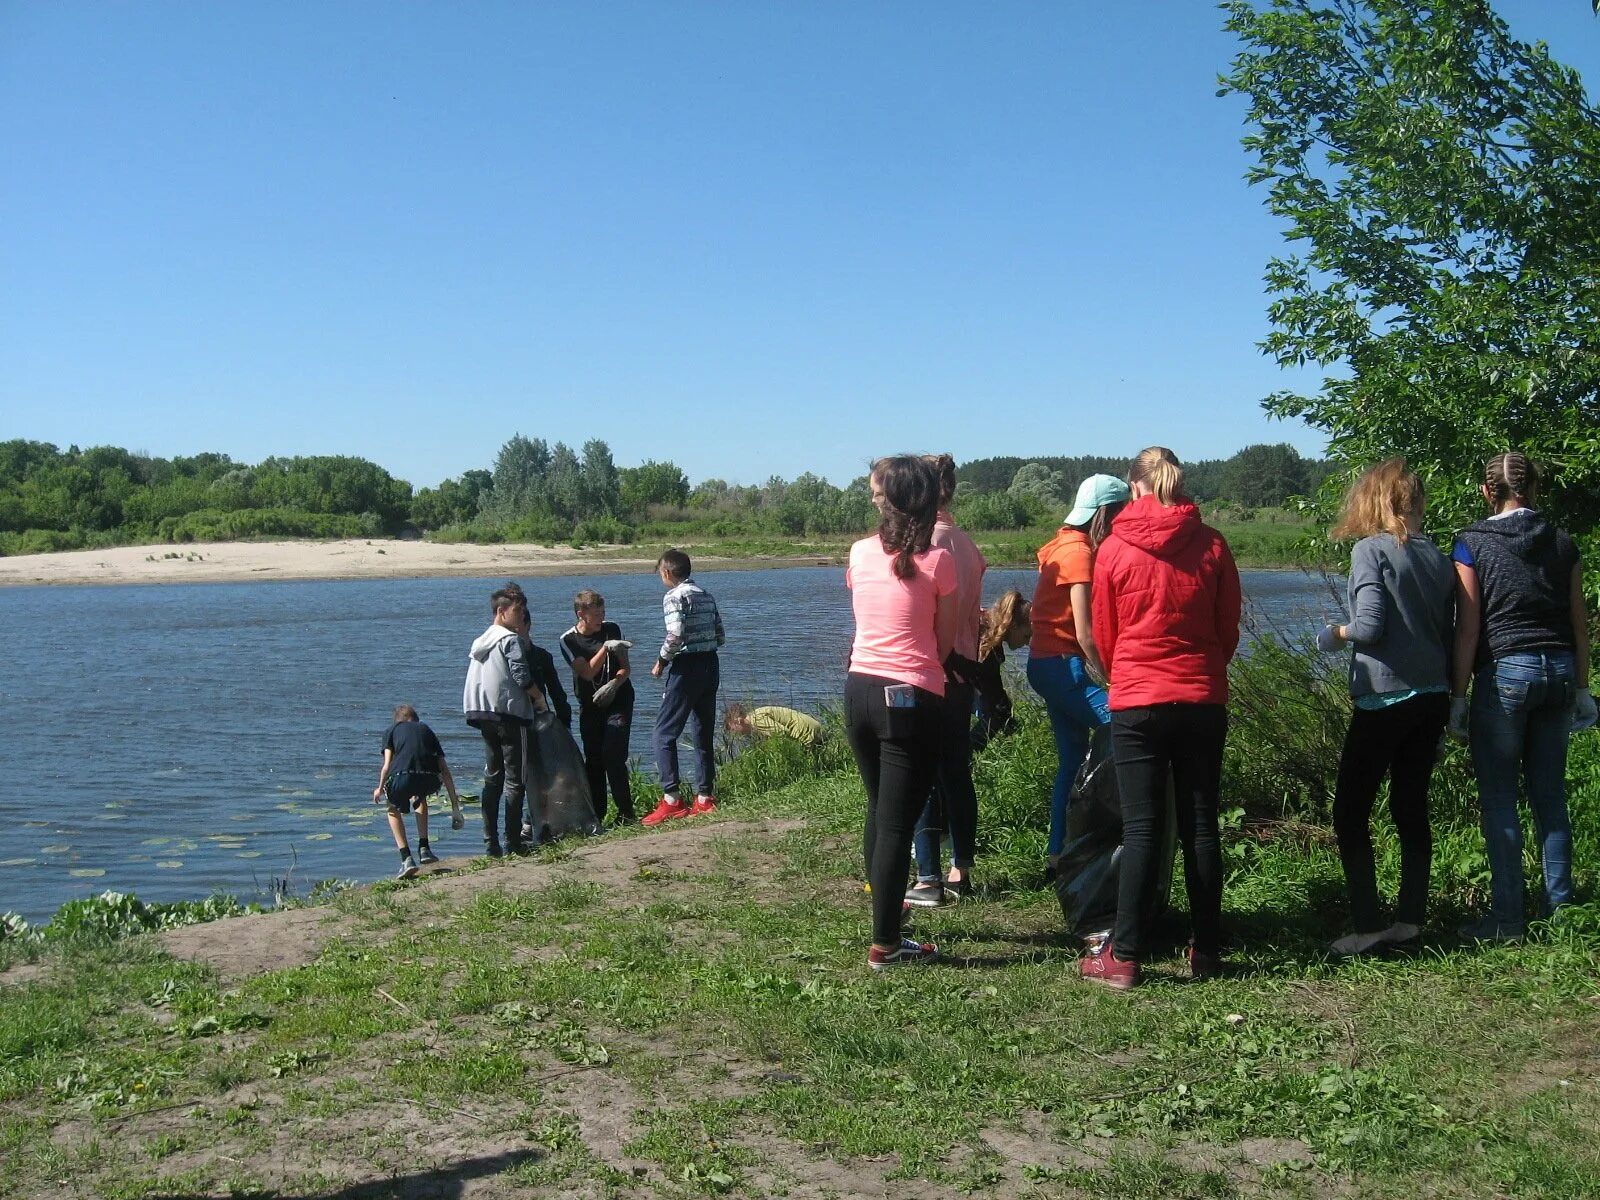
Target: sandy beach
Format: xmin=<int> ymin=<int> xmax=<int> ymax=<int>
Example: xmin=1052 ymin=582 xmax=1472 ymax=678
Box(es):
xmin=0 ymin=538 xmax=833 ymax=588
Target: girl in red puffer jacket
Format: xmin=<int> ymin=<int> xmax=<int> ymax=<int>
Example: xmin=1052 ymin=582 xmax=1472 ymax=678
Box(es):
xmin=1079 ymin=446 xmax=1242 ymax=990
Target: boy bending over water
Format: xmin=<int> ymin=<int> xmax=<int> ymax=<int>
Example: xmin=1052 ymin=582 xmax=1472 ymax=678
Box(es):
xmin=375 ymin=704 xmax=462 ymax=878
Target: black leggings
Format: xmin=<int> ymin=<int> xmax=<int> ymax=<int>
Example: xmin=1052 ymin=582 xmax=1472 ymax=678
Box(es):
xmin=1333 ymin=693 xmax=1448 ymax=933
xmin=845 ymin=672 xmax=943 ymax=946
xmin=1111 ymin=703 xmax=1228 ymax=961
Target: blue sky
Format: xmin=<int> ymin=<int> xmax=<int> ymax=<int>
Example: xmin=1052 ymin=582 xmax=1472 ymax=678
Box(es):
xmin=2 ymin=2 xmax=1596 ymax=490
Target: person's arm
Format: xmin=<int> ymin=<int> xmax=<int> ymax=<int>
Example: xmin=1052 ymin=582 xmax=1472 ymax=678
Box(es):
xmin=1338 ymin=542 xmax=1385 ymax=646
xmin=566 ymin=632 xmax=604 ymax=683
xmin=1451 ymin=561 xmax=1481 ymax=699
xmin=1571 ymin=563 xmax=1591 ymax=691
xmin=934 ymin=589 xmax=959 ymax=665
xmin=505 ymin=637 xmax=547 ymax=711
xmin=1069 ymin=583 xmax=1107 ymax=684
xmin=543 ymin=655 xmax=572 ymax=727
xmin=1090 ymin=555 xmax=1119 ymax=680
xmin=373 ymin=747 xmax=394 ymax=802
xmin=656 ymin=590 xmax=686 ymax=673
xmin=1215 ymin=539 xmax=1243 ymax=660
xmin=437 ymin=755 xmax=459 ymax=805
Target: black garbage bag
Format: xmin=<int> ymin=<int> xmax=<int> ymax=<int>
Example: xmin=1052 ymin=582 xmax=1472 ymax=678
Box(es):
xmin=527 ymin=711 xmax=601 ymax=840
xmin=1054 ymin=726 xmax=1177 ymax=939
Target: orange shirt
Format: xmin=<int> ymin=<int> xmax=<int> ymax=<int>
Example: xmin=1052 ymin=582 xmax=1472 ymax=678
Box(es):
xmin=1029 ymin=526 xmax=1094 ymax=658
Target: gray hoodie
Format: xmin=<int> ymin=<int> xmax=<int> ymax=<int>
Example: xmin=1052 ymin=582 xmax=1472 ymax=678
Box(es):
xmin=463 ymin=624 xmax=536 ymax=725
xmin=1344 ymin=532 xmax=1455 ymax=698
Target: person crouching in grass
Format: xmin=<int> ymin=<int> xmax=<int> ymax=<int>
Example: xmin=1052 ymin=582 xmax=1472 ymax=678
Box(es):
xmin=374 ymin=704 xmax=462 ymax=878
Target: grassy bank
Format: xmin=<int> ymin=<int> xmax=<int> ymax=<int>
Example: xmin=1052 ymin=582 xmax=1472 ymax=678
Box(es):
xmin=4 ymin=646 xmax=1596 ymax=1198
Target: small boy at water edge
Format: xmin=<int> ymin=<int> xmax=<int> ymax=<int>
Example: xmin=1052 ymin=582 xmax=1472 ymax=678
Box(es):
xmin=645 ymin=548 xmax=725 ymax=826
xmin=374 ymin=704 xmax=462 ymax=878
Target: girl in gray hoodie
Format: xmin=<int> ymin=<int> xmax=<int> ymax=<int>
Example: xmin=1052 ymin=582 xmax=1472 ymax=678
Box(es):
xmin=1318 ymin=460 xmax=1455 ymax=957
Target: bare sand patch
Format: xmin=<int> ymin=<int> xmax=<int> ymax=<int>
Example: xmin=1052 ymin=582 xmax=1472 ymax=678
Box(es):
xmin=0 ymin=538 xmax=837 ymax=587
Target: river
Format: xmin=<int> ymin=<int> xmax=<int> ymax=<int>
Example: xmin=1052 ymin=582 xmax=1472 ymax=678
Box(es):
xmin=0 ymin=566 xmax=1334 ymax=923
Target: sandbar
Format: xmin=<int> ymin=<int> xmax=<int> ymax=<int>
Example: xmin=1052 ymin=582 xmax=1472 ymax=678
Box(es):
xmin=0 ymin=539 xmax=837 ymax=588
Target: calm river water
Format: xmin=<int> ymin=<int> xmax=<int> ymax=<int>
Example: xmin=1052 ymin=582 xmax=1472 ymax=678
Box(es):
xmin=0 ymin=566 xmax=1333 ymax=923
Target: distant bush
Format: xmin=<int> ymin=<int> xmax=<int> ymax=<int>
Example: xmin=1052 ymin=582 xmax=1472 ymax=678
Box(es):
xmin=157 ymin=508 xmax=380 ymax=543
xmin=0 ymin=528 xmax=88 ymax=555
xmin=572 ymin=515 xmax=636 ymax=546
xmin=3 ymin=890 xmax=260 ymax=947
xmin=952 ymin=490 xmax=1039 ymax=531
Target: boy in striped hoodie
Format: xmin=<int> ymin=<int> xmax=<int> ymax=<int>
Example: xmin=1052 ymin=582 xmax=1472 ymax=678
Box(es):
xmin=643 ymin=548 xmax=726 ymax=825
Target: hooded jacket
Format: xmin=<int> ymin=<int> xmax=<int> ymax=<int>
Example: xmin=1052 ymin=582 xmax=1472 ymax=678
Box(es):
xmin=1454 ymin=509 xmax=1577 ymax=670
xmin=463 ymin=624 xmax=537 ymax=725
xmin=1090 ymin=495 xmax=1242 ymax=710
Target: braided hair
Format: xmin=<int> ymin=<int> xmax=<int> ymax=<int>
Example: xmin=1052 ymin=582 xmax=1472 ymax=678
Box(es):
xmin=872 ymin=455 xmax=940 ymax=580
xmin=1484 ymin=452 xmax=1539 ymax=507
xmin=923 ymin=453 xmax=958 ymax=509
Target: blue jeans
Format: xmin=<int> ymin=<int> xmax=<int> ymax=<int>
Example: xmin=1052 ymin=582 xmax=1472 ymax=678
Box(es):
xmin=912 ymin=681 xmax=976 ymax=881
xmin=1470 ymin=651 xmax=1576 ymax=927
xmin=654 ymin=652 xmax=719 ymax=797
xmin=1026 ymin=653 xmax=1111 ymax=858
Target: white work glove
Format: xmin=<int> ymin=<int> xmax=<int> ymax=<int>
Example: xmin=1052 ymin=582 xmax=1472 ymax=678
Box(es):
xmin=591 ymin=677 xmax=624 ymax=708
xmin=1447 ymin=696 xmax=1470 ymax=743
xmin=1572 ymin=690 xmax=1598 ymax=733
xmin=1315 ymin=624 xmax=1342 ymax=653
xmin=603 ymin=639 xmax=632 ymax=652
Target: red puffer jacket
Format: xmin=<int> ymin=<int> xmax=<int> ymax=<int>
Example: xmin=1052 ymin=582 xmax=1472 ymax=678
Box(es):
xmin=1090 ymin=495 xmax=1242 ymax=710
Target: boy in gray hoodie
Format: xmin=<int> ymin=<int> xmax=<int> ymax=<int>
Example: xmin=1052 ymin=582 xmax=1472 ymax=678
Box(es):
xmin=463 ymin=584 xmax=547 ymax=856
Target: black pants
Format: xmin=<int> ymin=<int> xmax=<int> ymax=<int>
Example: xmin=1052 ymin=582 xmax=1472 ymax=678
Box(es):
xmin=477 ymin=719 xmax=528 ymax=851
xmin=1333 ymin=693 xmax=1448 ymax=933
xmin=580 ymin=691 xmax=635 ymax=822
xmin=915 ymin=680 xmax=979 ymax=872
xmin=845 ymin=672 xmax=943 ymax=947
xmin=1111 ymin=703 xmax=1228 ymax=961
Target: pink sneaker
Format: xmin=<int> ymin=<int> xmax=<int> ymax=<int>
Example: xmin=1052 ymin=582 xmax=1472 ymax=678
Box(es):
xmin=1080 ymin=943 xmax=1141 ymax=990
xmin=868 ymin=937 xmax=938 ymax=971
xmin=641 ymin=796 xmax=690 ymax=827
xmin=690 ymin=795 xmax=718 ymax=816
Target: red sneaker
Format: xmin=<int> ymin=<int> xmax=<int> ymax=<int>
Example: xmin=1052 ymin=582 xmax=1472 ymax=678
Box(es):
xmin=641 ymin=796 xmax=690 ymax=827
xmin=868 ymin=937 xmax=938 ymax=971
xmin=690 ymin=794 xmax=718 ymax=816
xmin=1080 ymin=943 xmax=1140 ymax=990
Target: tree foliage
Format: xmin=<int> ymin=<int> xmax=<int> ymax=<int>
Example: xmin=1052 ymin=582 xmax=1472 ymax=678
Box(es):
xmin=1221 ymin=0 xmax=1600 ymax=581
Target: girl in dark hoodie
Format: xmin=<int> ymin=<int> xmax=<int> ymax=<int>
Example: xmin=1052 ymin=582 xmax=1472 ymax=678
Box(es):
xmin=1451 ymin=452 xmax=1594 ymax=942
xmin=1079 ymin=447 xmax=1242 ymax=989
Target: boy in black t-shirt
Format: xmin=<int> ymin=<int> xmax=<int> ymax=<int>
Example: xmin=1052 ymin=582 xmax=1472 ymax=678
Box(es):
xmin=560 ymin=589 xmax=636 ymax=824
xmin=374 ymin=704 xmax=463 ymax=878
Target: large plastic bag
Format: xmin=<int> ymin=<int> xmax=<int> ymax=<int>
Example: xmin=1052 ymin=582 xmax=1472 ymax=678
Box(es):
xmin=527 ymin=712 xmax=601 ymax=840
xmin=1054 ymin=726 xmax=1177 ymax=939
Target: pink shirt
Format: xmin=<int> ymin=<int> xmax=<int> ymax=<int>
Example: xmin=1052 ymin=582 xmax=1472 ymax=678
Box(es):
xmin=931 ymin=511 xmax=987 ymax=661
xmin=846 ymin=536 xmax=957 ymax=695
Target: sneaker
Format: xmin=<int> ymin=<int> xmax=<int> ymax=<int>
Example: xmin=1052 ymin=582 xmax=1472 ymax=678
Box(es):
xmin=417 ymin=846 xmax=440 ymax=866
xmin=905 ymin=881 xmax=953 ymax=908
xmin=397 ymin=856 xmax=419 ymax=879
xmin=1080 ymin=943 xmax=1140 ymax=990
xmin=485 ymin=843 xmax=504 ymax=859
xmin=1187 ymin=946 xmax=1227 ymax=979
xmin=1458 ymin=915 xmax=1524 ymax=943
xmin=1381 ymin=921 xmax=1421 ymax=947
xmin=868 ymin=937 xmax=938 ymax=971
xmin=690 ymin=794 xmax=718 ymax=816
xmin=642 ymin=797 xmax=691 ymax=827
xmin=1330 ymin=930 xmax=1387 ymax=958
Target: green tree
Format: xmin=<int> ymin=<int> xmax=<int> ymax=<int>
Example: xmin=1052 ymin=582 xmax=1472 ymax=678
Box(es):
xmin=480 ymin=435 xmax=551 ymax=523
xmin=619 ymin=460 xmax=691 ymax=512
xmin=1219 ymin=443 xmax=1311 ymax=508
xmin=1221 ymin=0 xmax=1600 ymax=585
xmin=1008 ymin=462 xmax=1067 ymax=512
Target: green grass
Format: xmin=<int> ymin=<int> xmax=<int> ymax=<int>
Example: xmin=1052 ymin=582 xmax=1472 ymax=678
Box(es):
xmin=3 ymin=674 xmax=1598 ymax=1197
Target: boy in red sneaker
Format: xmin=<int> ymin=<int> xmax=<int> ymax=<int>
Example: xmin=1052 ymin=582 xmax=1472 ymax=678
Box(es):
xmin=643 ymin=549 xmax=725 ymax=826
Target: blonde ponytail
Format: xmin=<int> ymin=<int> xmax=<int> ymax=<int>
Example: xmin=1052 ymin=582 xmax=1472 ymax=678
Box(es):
xmin=1128 ymin=446 xmax=1185 ymax=505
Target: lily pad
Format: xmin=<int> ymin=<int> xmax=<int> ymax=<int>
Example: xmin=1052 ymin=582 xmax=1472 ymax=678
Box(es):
xmin=0 ymin=857 xmax=37 ymax=867
xmin=304 ymin=833 xmax=334 ymax=842
xmin=154 ymin=860 xmax=184 ymax=869
xmin=69 ymin=868 xmax=106 ymax=878
xmin=41 ymin=844 xmax=70 ymax=854
xmin=141 ymin=837 xmax=172 ymax=846
xmin=237 ymin=851 xmax=263 ymax=859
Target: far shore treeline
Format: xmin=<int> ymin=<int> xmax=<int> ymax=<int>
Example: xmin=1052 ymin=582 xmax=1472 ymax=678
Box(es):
xmin=0 ymin=437 xmax=1327 ymax=559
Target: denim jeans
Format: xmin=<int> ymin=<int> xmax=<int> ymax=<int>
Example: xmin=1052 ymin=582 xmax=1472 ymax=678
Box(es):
xmin=1470 ymin=651 xmax=1576 ymax=927
xmin=1026 ymin=653 xmax=1111 ymax=857
xmin=912 ymin=681 xmax=976 ymax=881
xmin=654 ymin=652 xmax=719 ymax=798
